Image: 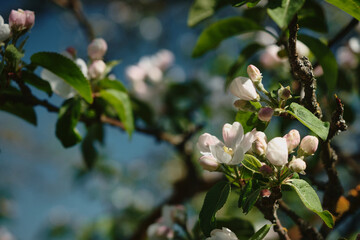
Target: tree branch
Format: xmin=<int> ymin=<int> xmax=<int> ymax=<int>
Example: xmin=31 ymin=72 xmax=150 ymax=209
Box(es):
xmin=256 ymin=187 xmax=291 ymax=240
xmin=287 ymin=15 xmax=322 ymax=118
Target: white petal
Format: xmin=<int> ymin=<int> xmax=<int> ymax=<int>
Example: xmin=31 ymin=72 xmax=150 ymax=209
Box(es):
xmin=240 ymin=128 xmax=257 ymax=152
xmin=0 ymin=16 xmax=4 ymax=25
xmin=222 ymin=122 xmax=244 ymax=149
xmin=41 ymin=69 xmax=76 ymax=99
xmin=229 ymin=77 xmax=258 ymax=101
xmin=210 ymin=143 xmax=232 ymax=164
xmin=230 ymin=147 xmax=245 ymax=165
xmin=197 ymin=133 xmax=221 ymax=154
xmin=75 ymin=58 xmax=88 ymax=79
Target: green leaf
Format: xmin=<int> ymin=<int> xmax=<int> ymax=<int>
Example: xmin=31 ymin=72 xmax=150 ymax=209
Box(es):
xmin=298 ymin=34 xmax=338 ymax=93
xmin=199 ymin=181 xmax=231 ymax=237
xmin=235 ymin=111 xmax=268 ymax=133
xmin=31 ymin=52 xmax=93 ymax=103
xmin=242 ymin=154 xmax=262 ymax=172
xmin=188 ymin=0 xmax=229 ymax=27
xmin=99 ymin=89 xmax=134 ymax=136
xmin=287 ymin=102 xmax=330 ymax=140
xmin=56 ymin=98 xmax=82 ymax=148
xmin=267 ymin=0 xmax=305 ymax=29
xmin=81 ymin=123 xmax=104 ymax=169
xmin=192 ymin=17 xmax=263 ymax=57
xmin=98 ymin=78 xmax=127 ymax=92
xmin=298 ymin=0 xmax=328 ymax=33
xmin=104 ymin=60 xmax=121 ymax=76
xmin=249 ymin=224 xmax=272 ymax=240
xmin=217 ymin=218 xmax=255 ymax=238
xmin=21 ymin=71 xmax=52 ymax=96
xmin=325 ymin=0 xmax=360 ymax=21
xmin=243 ymin=187 xmax=260 ymax=214
xmin=238 ymin=180 xmax=253 ymax=208
xmin=226 ymin=43 xmax=264 ymax=89
xmin=0 ymin=87 xmax=37 ymax=125
xmin=284 ymin=179 xmax=335 ymax=228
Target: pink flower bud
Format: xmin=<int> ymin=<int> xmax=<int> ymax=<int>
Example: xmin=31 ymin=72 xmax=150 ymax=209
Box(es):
xmin=229 ymin=77 xmax=259 ymax=101
xmin=9 ymin=9 xmax=26 ymax=30
xmin=199 ymin=155 xmax=220 ymax=172
xmin=266 ymin=137 xmax=288 ymax=166
xmin=278 ymin=85 xmax=292 ymax=100
xmin=299 ymin=135 xmax=319 ymax=156
xmin=283 ymin=129 xmax=300 ymax=152
xmin=261 ymin=189 xmax=271 ymax=198
xmin=247 ymin=64 xmax=262 ymax=83
xmin=252 ymin=131 xmax=267 ymax=156
xmin=88 ymin=60 xmax=106 ymax=79
xmin=259 ymin=164 xmax=273 ymax=176
xmin=289 ymin=157 xmax=306 ymax=174
xmin=258 ymin=107 xmax=274 ymax=122
xmin=87 ymin=38 xmax=108 ymax=60
xmin=24 ymin=10 xmax=35 ymax=29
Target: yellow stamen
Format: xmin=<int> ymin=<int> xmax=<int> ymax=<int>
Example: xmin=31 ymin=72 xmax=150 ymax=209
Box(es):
xmin=223 ymin=146 xmax=234 ymax=156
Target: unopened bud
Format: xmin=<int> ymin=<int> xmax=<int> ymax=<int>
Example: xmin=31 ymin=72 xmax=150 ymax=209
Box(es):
xmin=199 ymin=155 xmax=220 ymax=172
xmin=289 ymin=156 xmax=306 ymax=174
xmin=283 ymin=129 xmax=300 ymax=152
xmin=259 ymin=164 xmax=273 ymax=176
xmin=229 ymin=77 xmax=259 ymax=101
xmin=299 ymin=135 xmax=319 ymax=156
xmin=278 ymin=85 xmax=292 ymax=100
xmin=261 ymin=189 xmax=271 ymax=198
xmin=258 ymin=107 xmax=274 ymax=122
xmin=233 ymin=100 xmax=256 ymax=112
xmin=9 ymin=9 xmax=26 ymax=30
xmin=88 ymin=60 xmax=106 ymax=79
xmin=88 ymin=38 xmax=108 ymax=60
xmin=247 ymin=64 xmax=262 ymax=83
xmin=24 ymin=10 xmax=35 ymax=29
xmin=266 ymin=137 xmax=288 ymax=166
xmin=252 ymin=131 xmax=267 ymax=156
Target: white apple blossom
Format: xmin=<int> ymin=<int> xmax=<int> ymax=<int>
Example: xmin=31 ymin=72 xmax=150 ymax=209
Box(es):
xmin=206 ymin=227 xmax=238 ymax=240
xmin=229 ymin=77 xmax=259 ymax=101
xmin=197 ymin=122 xmax=256 ymax=165
xmin=0 ymin=15 xmax=11 ymax=43
xmin=266 ymin=137 xmax=288 ymax=166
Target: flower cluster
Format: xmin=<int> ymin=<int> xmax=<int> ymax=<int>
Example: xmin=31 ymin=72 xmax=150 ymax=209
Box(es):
xmin=125 ymin=49 xmax=174 ymax=97
xmin=41 ymin=38 xmax=109 ymax=98
xmin=197 ymin=122 xmax=256 ymax=170
xmin=0 ymin=9 xmax=35 ymax=44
